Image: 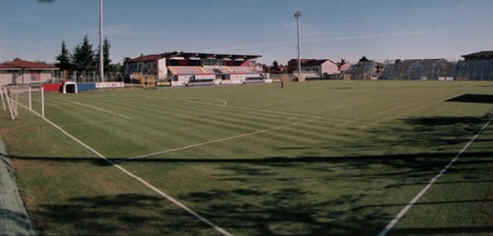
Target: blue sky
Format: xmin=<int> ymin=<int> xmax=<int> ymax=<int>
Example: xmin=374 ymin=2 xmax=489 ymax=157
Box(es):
xmin=1 ymin=0 xmax=492 ymax=64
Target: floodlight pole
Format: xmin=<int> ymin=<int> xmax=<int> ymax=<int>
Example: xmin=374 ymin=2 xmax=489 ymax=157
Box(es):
xmin=99 ymin=0 xmax=104 ymax=82
xmin=294 ymin=10 xmax=302 ymax=78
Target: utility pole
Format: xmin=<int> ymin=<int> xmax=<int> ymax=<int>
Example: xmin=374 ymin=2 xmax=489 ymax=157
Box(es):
xmin=99 ymin=0 xmax=104 ymax=82
xmin=294 ymin=10 xmax=302 ymax=79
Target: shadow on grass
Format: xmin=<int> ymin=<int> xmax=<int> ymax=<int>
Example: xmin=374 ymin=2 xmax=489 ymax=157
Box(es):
xmin=7 ymin=115 xmax=493 ymax=235
xmin=446 ymin=94 xmax=493 ymax=104
xmin=32 ymin=194 xmax=214 ymax=236
xmin=9 ymin=149 xmax=493 ymax=235
xmin=0 ymin=208 xmax=33 ymax=235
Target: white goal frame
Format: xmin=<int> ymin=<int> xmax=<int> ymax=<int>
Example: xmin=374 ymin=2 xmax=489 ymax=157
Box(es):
xmin=1 ymin=85 xmax=45 ymax=120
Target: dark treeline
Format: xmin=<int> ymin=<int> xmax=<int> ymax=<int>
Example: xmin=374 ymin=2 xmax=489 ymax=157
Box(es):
xmin=56 ymin=35 xmax=121 ymax=74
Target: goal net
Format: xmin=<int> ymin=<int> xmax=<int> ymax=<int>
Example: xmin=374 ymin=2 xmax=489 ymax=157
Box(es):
xmin=0 ymin=85 xmax=45 ymax=120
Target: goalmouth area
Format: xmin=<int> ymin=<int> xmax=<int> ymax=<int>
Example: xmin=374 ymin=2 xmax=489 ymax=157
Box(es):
xmin=1 ymin=80 xmax=493 ymax=235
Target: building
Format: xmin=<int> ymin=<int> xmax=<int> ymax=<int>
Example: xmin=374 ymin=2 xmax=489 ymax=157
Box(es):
xmin=124 ymin=51 xmax=268 ymax=87
xmin=454 ymin=51 xmax=493 ymax=80
xmin=124 ymin=54 xmax=168 ymax=81
xmin=0 ymin=59 xmax=59 ymax=86
xmin=379 ymin=59 xmax=453 ymax=80
xmin=344 ymin=60 xmax=383 ymax=80
xmin=462 ymin=51 xmax=493 ymax=61
xmin=287 ymin=58 xmax=340 ymax=77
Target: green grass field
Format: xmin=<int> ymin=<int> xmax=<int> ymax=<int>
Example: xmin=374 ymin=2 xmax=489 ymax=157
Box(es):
xmin=1 ymin=80 xmax=493 ymax=235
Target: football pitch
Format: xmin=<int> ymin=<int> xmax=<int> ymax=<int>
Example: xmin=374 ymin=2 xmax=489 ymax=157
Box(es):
xmin=1 ymin=80 xmax=493 ymax=235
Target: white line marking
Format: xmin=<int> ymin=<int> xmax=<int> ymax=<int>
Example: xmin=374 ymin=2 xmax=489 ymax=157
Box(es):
xmin=59 ymin=99 xmax=133 ymax=120
xmin=132 ymin=117 xmax=319 ymax=159
xmin=13 ymin=101 xmax=233 ymax=236
xmin=378 ymin=118 xmax=492 ymax=236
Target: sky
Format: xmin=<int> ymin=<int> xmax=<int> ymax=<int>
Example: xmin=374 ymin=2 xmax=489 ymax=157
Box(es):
xmin=1 ymin=0 xmax=493 ymax=65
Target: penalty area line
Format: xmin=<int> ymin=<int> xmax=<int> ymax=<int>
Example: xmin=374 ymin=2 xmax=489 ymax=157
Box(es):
xmin=132 ymin=116 xmax=320 ymax=159
xmin=377 ymin=117 xmax=492 ymax=236
xmin=14 ymin=101 xmax=233 ymax=236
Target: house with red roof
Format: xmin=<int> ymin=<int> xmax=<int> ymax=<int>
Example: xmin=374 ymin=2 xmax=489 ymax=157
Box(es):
xmin=0 ymin=59 xmax=59 ymax=86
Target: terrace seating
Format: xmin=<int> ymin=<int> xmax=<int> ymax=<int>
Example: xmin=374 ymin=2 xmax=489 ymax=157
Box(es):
xmin=228 ymin=66 xmax=256 ymax=74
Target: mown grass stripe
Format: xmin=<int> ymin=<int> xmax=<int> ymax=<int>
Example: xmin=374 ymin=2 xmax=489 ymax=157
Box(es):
xmin=132 ymin=117 xmax=321 ymax=159
xmin=73 ymin=96 xmax=374 ymax=153
xmin=378 ymin=117 xmax=492 ymax=236
xmin=47 ymin=97 xmax=305 ymax=157
xmin=12 ymin=98 xmax=234 ymax=236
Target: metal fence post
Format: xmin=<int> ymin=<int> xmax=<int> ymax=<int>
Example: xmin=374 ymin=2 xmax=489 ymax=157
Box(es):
xmin=28 ymin=86 xmax=32 ymax=111
xmin=41 ymin=87 xmax=45 ymax=118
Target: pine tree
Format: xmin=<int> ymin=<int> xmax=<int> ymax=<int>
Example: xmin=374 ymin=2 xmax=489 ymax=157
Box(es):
xmin=56 ymin=41 xmax=72 ymax=71
xmin=72 ymin=35 xmax=95 ymax=72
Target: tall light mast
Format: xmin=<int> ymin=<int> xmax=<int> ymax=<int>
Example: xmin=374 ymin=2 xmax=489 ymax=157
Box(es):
xmin=99 ymin=0 xmax=104 ymax=82
xmin=294 ymin=10 xmax=302 ymax=79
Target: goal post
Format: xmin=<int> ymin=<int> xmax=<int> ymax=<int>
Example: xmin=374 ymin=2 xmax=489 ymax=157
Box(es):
xmin=1 ymin=85 xmax=45 ymax=120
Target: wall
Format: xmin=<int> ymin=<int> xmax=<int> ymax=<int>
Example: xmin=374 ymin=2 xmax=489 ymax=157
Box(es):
xmin=95 ymin=82 xmax=125 ymax=88
xmin=222 ymin=74 xmax=245 ymax=85
xmin=157 ymin=58 xmax=167 ymax=80
xmin=0 ymin=72 xmax=13 ymax=86
xmin=77 ymin=83 xmax=97 ymax=92
xmin=321 ymin=61 xmax=340 ymax=75
xmin=17 ymin=71 xmax=55 ymax=84
xmin=42 ymin=83 xmax=62 ymax=92
xmin=171 ymin=75 xmax=193 ymax=87
xmin=0 ymin=71 xmax=55 ymax=86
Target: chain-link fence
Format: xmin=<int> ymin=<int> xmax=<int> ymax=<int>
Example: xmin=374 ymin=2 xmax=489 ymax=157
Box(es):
xmin=62 ymin=71 xmax=124 ymax=83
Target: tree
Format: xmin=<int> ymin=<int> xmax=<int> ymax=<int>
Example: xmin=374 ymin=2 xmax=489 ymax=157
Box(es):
xmin=359 ymin=56 xmax=369 ymax=62
xmin=72 ymin=35 xmax=95 ymax=71
xmin=271 ymin=60 xmax=280 ymax=73
xmin=56 ymin=41 xmax=72 ymax=71
xmin=95 ymin=37 xmax=111 ymax=72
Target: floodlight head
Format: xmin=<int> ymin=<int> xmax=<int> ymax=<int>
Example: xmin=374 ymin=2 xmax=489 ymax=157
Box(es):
xmin=294 ymin=10 xmax=302 ymax=18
